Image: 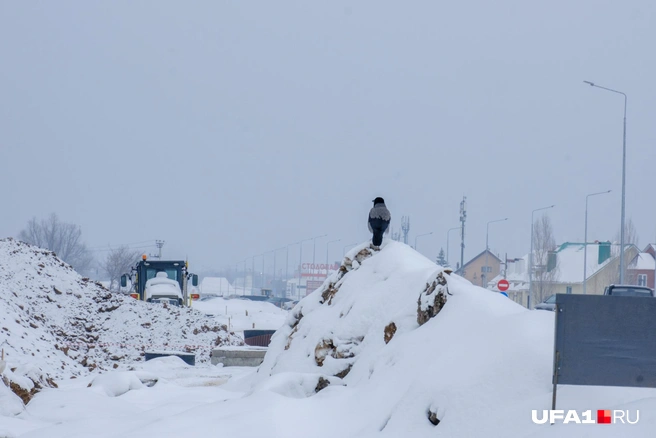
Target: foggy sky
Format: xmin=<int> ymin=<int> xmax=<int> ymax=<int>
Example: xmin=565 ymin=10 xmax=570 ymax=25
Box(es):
xmin=1 ymin=1 xmax=655 ymax=276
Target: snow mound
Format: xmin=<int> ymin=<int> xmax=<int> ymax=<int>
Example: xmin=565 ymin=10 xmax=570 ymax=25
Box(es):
xmin=258 ymin=241 xmax=457 ymax=381
xmin=88 ymin=371 xmax=158 ymax=397
xmin=242 ymin=241 xmax=555 ymax=436
xmin=0 ymin=238 xmax=242 ymax=395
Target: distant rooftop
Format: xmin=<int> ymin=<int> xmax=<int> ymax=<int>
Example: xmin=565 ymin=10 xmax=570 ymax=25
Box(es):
xmin=630 ymin=253 xmax=656 ymax=271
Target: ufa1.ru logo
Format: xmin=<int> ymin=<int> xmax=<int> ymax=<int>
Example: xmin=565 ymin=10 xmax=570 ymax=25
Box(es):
xmin=531 ymin=410 xmax=639 ymax=424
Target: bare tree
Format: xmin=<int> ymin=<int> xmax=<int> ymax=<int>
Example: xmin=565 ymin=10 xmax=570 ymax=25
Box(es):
xmin=18 ymin=213 xmax=94 ymax=274
xmin=532 ymin=214 xmax=559 ymax=304
xmin=614 ymin=217 xmax=640 ymax=247
xmin=102 ymin=245 xmax=141 ymax=291
xmin=608 ymin=217 xmax=640 ymax=284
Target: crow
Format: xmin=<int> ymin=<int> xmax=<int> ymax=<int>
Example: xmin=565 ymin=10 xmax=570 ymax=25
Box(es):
xmin=368 ymin=197 xmax=391 ymax=249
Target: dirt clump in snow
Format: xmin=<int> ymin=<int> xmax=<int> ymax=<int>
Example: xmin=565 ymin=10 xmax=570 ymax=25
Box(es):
xmin=314 ymin=339 xmax=335 ymax=367
xmin=428 ymin=409 xmax=441 ymax=425
xmin=315 ymin=376 xmax=331 ymax=393
xmin=417 ymin=271 xmax=450 ymax=326
xmin=321 ymin=282 xmax=339 ymax=305
xmin=2 ymin=363 xmax=58 ymax=404
xmin=383 ymin=322 xmax=397 ymax=344
xmin=334 ymin=364 xmax=352 ymax=379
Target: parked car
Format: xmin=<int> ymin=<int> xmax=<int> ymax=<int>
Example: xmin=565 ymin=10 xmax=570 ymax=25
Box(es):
xmin=534 ymin=294 xmax=556 ymax=311
xmin=603 ymin=284 xmax=654 ymax=297
xmin=199 ymin=295 xmax=221 ymax=302
xmin=266 ymin=296 xmax=294 ymax=309
xmin=238 ymin=295 xmax=271 ymax=302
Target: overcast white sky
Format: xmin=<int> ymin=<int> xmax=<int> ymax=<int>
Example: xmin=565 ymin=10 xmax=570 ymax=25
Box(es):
xmin=1 ymin=1 xmax=654 ymax=275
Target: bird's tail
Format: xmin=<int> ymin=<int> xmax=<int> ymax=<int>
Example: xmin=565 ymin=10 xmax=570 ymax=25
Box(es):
xmin=372 ymin=231 xmax=384 ymax=247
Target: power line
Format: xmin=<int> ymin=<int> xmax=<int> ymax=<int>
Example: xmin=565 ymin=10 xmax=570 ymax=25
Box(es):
xmin=88 ymin=239 xmax=156 ymax=250
xmin=89 ymin=244 xmax=156 ymax=253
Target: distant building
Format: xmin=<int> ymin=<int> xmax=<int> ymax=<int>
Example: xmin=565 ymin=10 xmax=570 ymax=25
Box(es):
xmin=488 ymin=256 xmax=529 ymax=306
xmin=286 ymin=277 xmax=305 ymax=299
xmin=627 ymin=244 xmax=656 ymax=289
xmin=458 ymin=249 xmax=502 ymax=287
xmin=488 ymin=242 xmax=640 ymax=308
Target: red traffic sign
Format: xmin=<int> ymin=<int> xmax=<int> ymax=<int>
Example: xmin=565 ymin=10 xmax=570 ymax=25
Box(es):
xmin=497 ymin=279 xmax=510 ymax=292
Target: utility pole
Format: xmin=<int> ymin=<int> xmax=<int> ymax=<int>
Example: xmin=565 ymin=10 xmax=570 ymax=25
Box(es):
xmin=446 ymin=226 xmax=461 ymax=267
xmin=155 ymin=240 xmax=165 ymax=259
xmin=504 ymin=252 xmax=508 ymax=279
xmin=401 ymin=217 xmax=410 ymax=245
xmin=459 ymin=197 xmax=467 ymax=272
xmin=485 ymin=218 xmax=508 ymax=287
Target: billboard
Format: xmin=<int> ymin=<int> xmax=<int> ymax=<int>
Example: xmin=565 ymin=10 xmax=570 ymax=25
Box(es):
xmin=553 ymin=294 xmax=656 ymax=389
xmin=299 ymin=263 xmax=340 ymax=278
xmin=305 ymin=280 xmax=324 ymax=295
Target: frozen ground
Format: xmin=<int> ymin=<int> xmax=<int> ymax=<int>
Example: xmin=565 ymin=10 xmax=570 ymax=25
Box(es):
xmin=2 ymin=240 xmax=656 ymax=437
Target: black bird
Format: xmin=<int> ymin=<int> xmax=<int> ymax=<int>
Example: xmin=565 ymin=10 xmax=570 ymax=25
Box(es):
xmin=368 ymin=197 xmax=391 ymax=248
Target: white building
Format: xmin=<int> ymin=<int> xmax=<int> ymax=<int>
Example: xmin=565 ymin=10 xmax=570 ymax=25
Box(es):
xmin=200 ymin=277 xmax=236 ymax=296
xmin=488 ymin=242 xmax=639 ymax=308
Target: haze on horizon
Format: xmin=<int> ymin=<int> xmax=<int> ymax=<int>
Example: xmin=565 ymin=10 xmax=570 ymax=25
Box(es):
xmin=1 ymin=1 xmax=655 ymax=276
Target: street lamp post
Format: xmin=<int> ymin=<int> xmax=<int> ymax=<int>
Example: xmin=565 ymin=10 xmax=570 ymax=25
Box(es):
xmin=260 ymin=252 xmax=269 ymax=295
xmin=446 ymin=227 xmax=461 ymax=267
xmin=484 ymin=218 xmax=509 ymax=287
xmin=271 ymin=246 xmax=285 ymax=297
xmin=326 ymin=239 xmax=341 ymax=274
xmin=584 ymin=81 xmax=627 ymax=283
xmin=251 ymin=256 xmax=255 ymax=293
xmin=233 ymin=264 xmax=238 ymax=294
xmin=583 ymin=190 xmax=611 ymax=294
xmin=297 ymin=237 xmax=314 ymax=300
xmin=285 ymin=242 xmax=299 ymax=296
xmin=415 ymin=232 xmax=433 ymax=253
xmin=243 ymin=259 xmax=248 ymax=295
xmin=529 ymin=205 xmax=555 ymax=309
xmin=313 ymin=234 xmax=328 ymax=266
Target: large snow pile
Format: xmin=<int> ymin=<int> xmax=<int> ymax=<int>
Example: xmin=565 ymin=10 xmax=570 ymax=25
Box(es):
xmin=221 ymin=242 xmax=561 ymax=435
xmin=0 ymin=239 xmax=241 ymax=396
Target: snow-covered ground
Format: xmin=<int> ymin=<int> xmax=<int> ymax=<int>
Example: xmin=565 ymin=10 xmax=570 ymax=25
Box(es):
xmin=191 ymin=297 xmax=288 ymax=333
xmin=2 ymin=239 xmax=656 ymax=437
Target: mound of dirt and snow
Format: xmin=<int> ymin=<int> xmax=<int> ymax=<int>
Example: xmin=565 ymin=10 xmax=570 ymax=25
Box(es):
xmin=222 ymin=240 xmax=557 ymax=437
xmin=0 ymin=238 xmax=242 ymax=402
xmin=256 ymin=242 xmax=457 ymax=385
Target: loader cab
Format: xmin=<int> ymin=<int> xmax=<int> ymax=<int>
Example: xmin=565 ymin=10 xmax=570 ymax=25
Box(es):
xmin=137 ymin=260 xmax=185 ymax=301
xmin=121 ymin=256 xmax=199 ymax=306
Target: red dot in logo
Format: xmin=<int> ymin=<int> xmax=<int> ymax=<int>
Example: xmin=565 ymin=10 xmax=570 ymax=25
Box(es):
xmin=597 ymin=410 xmax=611 ymax=424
